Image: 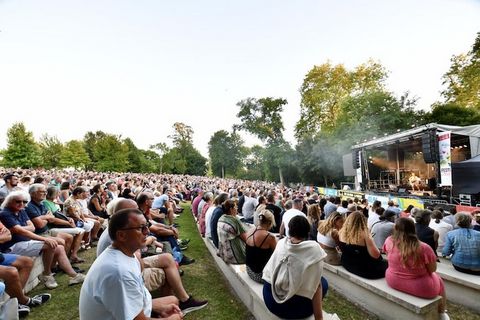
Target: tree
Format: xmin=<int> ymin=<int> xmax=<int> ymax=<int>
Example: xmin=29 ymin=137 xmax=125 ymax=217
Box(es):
xmin=93 ymin=134 xmax=129 ymax=172
xmin=124 ymin=138 xmax=143 ymax=172
xmin=426 ymin=103 xmax=480 ymax=126
xmin=83 ymin=131 xmax=108 ymax=170
xmin=296 ymin=60 xmax=387 ymax=138
xmin=235 ymin=97 xmax=290 ymax=184
xmin=39 ymin=134 xmax=64 ymax=169
xmin=60 ymin=140 xmax=91 ymax=169
xmin=169 ymin=122 xmax=194 ymax=151
xmin=208 ymin=130 xmax=245 ymax=178
xmin=441 ymin=32 xmax=480 ymax=109
xmin=2 ymin=122 xmax=41 ymax=168
xmin=150 ymin=142 xmax=170 ymax=173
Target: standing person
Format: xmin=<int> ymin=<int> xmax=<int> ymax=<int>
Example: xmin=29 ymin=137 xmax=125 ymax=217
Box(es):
xmin=245 ymin=209 xmax=277 ymax=283
xmin=383 ymin=218 xmax=450 ymax=320
xmin=265 ymin=193 xmax=282 ymax=233
xmin=217 ymin=200 xmax=247 ymax=264
xmin=442 ymin=213 xmax=480 ymax=275
xmin=339 ymin=211 xmax=387 ymax=279
xmin=79 ymin=208 xmax=184 ymax=320
xmin=262 ymin=215 xmax=328 ymax=320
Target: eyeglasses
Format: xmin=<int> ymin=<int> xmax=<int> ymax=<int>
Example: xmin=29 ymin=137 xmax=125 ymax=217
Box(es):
xmin=14 ymin=200 xmax=28 ymax=204
xmin=120 ymin=225 xmax=149 ymax=233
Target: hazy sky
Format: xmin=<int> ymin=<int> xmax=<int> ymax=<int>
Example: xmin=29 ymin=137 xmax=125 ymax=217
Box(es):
xmin=0 ymin=0 xmax=479 ymax=157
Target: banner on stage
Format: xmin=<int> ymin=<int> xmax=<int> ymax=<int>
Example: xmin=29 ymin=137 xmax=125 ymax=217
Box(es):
xmin=438 ymin=131 xmax=452 ymax=186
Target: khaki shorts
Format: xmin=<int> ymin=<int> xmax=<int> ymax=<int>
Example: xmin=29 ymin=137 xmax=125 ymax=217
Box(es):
xmin=142 ymin=267 xmax=165 ymax=292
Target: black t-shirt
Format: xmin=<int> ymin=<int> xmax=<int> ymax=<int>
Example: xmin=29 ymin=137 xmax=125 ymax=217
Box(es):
xmin=265 ymin=203 xmax=282 ymax=233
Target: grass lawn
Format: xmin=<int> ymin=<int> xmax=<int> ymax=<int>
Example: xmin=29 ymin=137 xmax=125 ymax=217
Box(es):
xmin=28 ymin=202 xmax=480 ymax=320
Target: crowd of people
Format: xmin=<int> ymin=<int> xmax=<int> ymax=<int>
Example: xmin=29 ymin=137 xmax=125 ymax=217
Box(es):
xmin=0 ymin=168 xmax=479 ymax=319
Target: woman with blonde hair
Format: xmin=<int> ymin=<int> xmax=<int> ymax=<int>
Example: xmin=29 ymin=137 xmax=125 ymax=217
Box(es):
xmin=317 ymin=211 xmax=344 ymax=265
xmin=245 ymin=209 xmax=277 ymax=283
xmin=339 ymin=211 xmax=387 ymax=279
xmin=384 ymin=218 xmax=450 ymax=320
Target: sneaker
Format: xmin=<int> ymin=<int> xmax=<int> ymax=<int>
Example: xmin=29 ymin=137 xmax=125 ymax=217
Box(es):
xmin=179 ymin=256 xmax=195 ymax=266
xmin=179 ymin=244 xmax=188 ymax=251
xmin=18 ymin=304 xmax=30 ymax=318
xmin=28 ymin=293 xmax=51 ymax=307
xmin=439 ymin=312 xmax=450 ymax=320
xmin=179 ymin=296 xmax=208 ymax=314
xmin=40 ymin=274 xmax=58 ymax=289
xmin=179 ymin=269 xmax=184 ymax=277
xmin=69 ymin=273 xmax=86 ymax=286
xmin=72 ymin=266 xmax=85 ymax=273
xmin=178 ymin=238 xmax=190 ymax=246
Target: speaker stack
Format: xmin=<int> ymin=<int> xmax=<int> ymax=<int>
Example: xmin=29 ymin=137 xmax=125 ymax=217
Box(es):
xmin=422 ymin=130 xmax=439 ymax=163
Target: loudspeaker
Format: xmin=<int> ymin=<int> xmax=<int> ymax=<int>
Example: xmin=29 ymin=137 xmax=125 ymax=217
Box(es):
xmin=422 ymin=131 xmax=438 ymax=163
xmin=428 ymin=177 xmax=437 ymax=190
xmin=352 ymin=150 xmax=361 ymax=169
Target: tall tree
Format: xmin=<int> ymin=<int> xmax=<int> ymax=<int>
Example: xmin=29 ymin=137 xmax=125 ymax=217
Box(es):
xmin=2 ymin=122 xmax=41 ymax=168
xmin=150 ymin=142 xmax=170 ymax=173
xmin=441 ymin=32 xmax=480 ymax=109
xmin=296 ymin=60 xmax=387 ymax=138
xmin=208 ymin=130 xmax=245 ymax=178
xmin=83 ymin=131 xmax=108 ymax=170
xmin=39 ymin=134 xmax=64 ymax=169
xmin=235 ymin=97 xmax=288 ymax=184
xmin=60 ymin=140 xmax=91 ymax=169
xmin=93 ymin=134 xmax=129 ymax=172
xmin=124 ymin=138 xmax=143 ymax=172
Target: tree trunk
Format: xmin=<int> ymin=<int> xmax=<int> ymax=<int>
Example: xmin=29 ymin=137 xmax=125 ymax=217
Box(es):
xmin=222 ymin=165 xmax=225 ymax=179
xmin=279 ymin=167 xmax=285 ymax=186
xmin=323 ymin=175 xmax=328 ymax=187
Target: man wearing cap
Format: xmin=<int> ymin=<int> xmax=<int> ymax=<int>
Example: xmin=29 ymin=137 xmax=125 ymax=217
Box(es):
xmin=0 ymin=173 xmax=19 ymax=203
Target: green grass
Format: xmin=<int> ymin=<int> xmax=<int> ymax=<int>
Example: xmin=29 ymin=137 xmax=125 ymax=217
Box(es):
xmin=28 ymin=203 xmax=480 ymax=320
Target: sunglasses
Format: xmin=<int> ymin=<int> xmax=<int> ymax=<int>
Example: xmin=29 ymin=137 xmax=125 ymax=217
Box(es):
xmin=120 ymin=225 xmax=149 ymax=233
xmin=14 ymin=200 xmax=28 ymax=204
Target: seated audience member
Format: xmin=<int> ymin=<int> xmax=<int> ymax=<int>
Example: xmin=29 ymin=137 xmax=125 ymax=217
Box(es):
xmin=0 ymin=173 xmax=19 ymax=203
xmin=210 ymin=193 xmax=229 ymax=248
xmin=265 ymin=193 xmax=282 ymax=233
xmin=245 ymin=209 xmax=277 ymax=283
xmin=79 ymin=208 xmax=184 ymax=320
xmin=262 ymin=215 xmax=328 ymax=320
xmin=25 ymin=184 xmax=85 ymax=264
xmin=0 ymin=191 xmax=85 ymax=289
xmin=279 ymin=198 xmax=305 ymax=237
xmin=317 ymin=211 xmax=344 ymax=265
xmin=415 ymin=209 xmax=439 ymax=255
xmin=217 ymin=200 xmax=247 ymax=264
xmin=87 ymin=184 xmax=108 ymax=219
xmin=306 ymin=204 xmax=321 ymax=241
xmin=1 ymin=221 xmax=50 ymax=317
xmin=474 ymin=212 xmax=480 ymax=232
xmin=429 ymin=210 xmax=453 ymax=253
xmin=253 ymin=195 xmax=267 ymax=226
xmin=367 ymin=206 xmax=383 ymax=230
xmin=198 ymin=192 xmax=213 ymax=237
xmin=97 ymin=198 xmax=208 ymax=314
xmin=383 ymin=218 xmax=450 ymax=320
xmin=442 ymin=213 xmax=480 ymax=275
xmin=339 ymin=211 xmax=387 ymax=279
xmin=371 ymin=209 xmax=396 ymax=251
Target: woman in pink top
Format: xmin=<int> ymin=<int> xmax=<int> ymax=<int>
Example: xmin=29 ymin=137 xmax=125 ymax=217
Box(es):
xmin=383 ymin=218 xmax=449 ymax=320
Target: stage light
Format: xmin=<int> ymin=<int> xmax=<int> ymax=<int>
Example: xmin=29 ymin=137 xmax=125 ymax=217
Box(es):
xmin=464 ymin=145 xmax=468 ymax=147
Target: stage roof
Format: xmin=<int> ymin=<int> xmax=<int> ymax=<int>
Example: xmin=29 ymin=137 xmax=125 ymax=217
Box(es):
xmin=352 ymin=123 xmax=480 ymax=156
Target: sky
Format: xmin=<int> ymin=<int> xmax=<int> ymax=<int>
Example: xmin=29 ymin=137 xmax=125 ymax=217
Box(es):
xmin=0 ymin=0 xmax=479 ymax=157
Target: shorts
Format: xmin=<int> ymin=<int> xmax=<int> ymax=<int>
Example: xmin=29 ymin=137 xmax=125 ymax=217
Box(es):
xmin=49 ymin=227 xmax=84 ymax=236
xmin=0 ymin=253 xmax=18 ymax=266
xmin=142 ymin=267 xmax=165 ymax=292
xmin=82 ymin=220 xmax=95 ymax=232
xmin=8 ymin=240 xmax=44 ymax=257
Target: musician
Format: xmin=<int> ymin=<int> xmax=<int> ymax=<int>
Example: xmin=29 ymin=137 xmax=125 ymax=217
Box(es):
xmin=408 ymin=172 xmax=421 ymax=191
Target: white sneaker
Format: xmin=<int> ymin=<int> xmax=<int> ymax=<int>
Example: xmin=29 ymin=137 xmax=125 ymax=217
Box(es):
xmin=69 ymin=273 xmax=86 ymax=286
xmin=439 ymin=312 xmax=450 ymax=320
xmin=40 ymin=274 xmax=58 ymax=289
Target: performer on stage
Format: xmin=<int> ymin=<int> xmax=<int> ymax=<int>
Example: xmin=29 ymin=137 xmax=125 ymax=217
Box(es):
xmin=408 ymin=172 xmax=421 ymax=191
